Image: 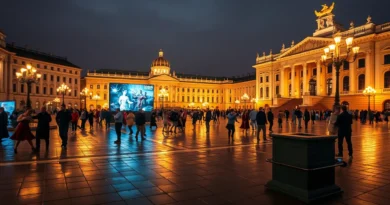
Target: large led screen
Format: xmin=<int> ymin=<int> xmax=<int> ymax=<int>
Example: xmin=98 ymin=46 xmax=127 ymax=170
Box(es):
xmin=109 ymin=83 xmax=154 ymax=112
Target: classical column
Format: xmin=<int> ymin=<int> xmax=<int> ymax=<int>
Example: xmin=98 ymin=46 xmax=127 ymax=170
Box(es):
xmin=365 ymin=50 xmax=374 ymax=87
xmin=316 ymin=61 xmax=322 ymax=96
xmin=256 ymin=70 xmax=259 ymax=99
xmin=270 ymin=71 xmax=274 ymax=100
xmin=291 ymin=66 xmax=295 ymax=98
xmin=303 ymin=64 xmax=307 ymax=95
xmin=349 ymin=61 xmax=356 ymax=93
xmin=0 ymin=57 xmax=4 ymax=93
xmin=332 ymin=65 xmax=336 ymax=95
xmin=280 ymin=68 xmax=285 ymax=97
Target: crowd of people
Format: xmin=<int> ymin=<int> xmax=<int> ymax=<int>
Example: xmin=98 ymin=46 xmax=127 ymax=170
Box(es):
xmin=0 ymin=103 xmax=389 ymax=156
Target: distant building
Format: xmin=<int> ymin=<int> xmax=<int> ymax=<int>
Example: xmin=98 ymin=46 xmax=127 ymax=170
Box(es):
xmin=0 ymin=30 xmax=81 ymax=110
xmin=85 ymin=49 xmax=256 ymax=110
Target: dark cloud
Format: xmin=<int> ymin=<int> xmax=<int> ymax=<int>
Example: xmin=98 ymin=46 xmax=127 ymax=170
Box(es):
xmin=1 ymin=0 xmax=389 ymax=76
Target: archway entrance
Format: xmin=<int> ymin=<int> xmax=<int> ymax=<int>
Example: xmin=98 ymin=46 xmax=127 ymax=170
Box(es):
xmin=309 ymin=79 xmax=317 ymax=96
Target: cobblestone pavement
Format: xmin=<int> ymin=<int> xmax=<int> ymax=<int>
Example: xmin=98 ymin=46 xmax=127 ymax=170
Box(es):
xmin=0 ymin=118 xmax=390 ymax=204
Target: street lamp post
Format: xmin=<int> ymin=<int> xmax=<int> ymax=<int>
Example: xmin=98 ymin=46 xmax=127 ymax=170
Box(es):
xmin=92 ymin=94 xmax=101 ymax=109
xmin=321 ymin=32 xmax=359 ymax=110
xmin=241 ymin=93 xmax=250 ymax=110
xmin=235 ymin=100 xmax=240 ymax=109
xmin=80 ymin=87 xmax=90 ymax=109
xmin=250 ymin=98 xmax=258 ymax=109
xmin=158 ymin=88 xmax=169 ymax=110
xmin=53 ymin=97 xmax=60 ymax=110
xmin=15 ymin=64 xmax=41 ymax=108
xmin=57 ymin=83 xmax=71 ymax=107
xmin=363 ymin=86 xmax=376 ymax=117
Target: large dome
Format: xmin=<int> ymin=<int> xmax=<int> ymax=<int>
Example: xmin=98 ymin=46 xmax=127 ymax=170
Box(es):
xmin=151 ymin=49 xmax=170 ymax=67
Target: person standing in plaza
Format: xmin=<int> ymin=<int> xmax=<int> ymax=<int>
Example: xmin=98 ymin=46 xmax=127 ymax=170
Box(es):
xmin=126 ymin=111 xmax=135 ymax=135
xmin=291 ymin=108 xmax=296 ymax=125
xmin=32 ymin=107 xmax=52 ymax=152
xmin=88 ymin=109 xmax=94 ymax=130
xmin=104 ymin=109 xmax=111 ymax=130
xmin=191 ymin=110 xmax=199 ymax=130
xmin=295 ymin=107 xmax=303 ymax=129
xmin=56 ymin=105 xmax=71 ymax=148
xmin=277 ymin=110 xmax=283 ymax=129
xmin=150 ymin=110 xmax=157 ymax=130
xmin=114 ymin=108 xmax=123 ymax=144
xmin=226 ymin=109 xmax=239 ymax=142
xmin=304 ymin=108 xmax=310 ymax=130
xmin=71 ymin=109 xmax=79 ymax=134
xmin=335 ymin=105 xmax=353 ymax=158
xmin=135 ymin=109 xmax=146 ymax=141
xmin=310 ymin=110 xmax=316 ymax=124
xmin=249 ymin=108 xmax=258 ymax=132
xmin=256 ymin=107 xmax=267 ymax=142
xmin=80 ymin=109 xmax=87 ymax=130
xmin=205 ymin=108 xmax=212 ymax=133
xmin=240 ymin=110 xmax=250 ymax=135
xmin=11 ymin=108 xmax=36 ymax=153
xmin=284 ymin=109 xmax=290 ymax=122
xmin=267 ymin=108 xmax=274 ymax=133
xmin=0 ymin=107 xmax=9 ymax=139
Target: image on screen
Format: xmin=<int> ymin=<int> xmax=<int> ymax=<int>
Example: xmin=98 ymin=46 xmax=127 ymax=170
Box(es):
xmin=0 ymin=101 xmax=16 ymax=125
xmin=109 ymin=83 xmax=154 ymax=112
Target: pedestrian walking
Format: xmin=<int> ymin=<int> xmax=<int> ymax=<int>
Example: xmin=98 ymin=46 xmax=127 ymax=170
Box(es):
xmin=284 ymin=109 xmax=290 ymax=122
xmin=71 ymin=109 xmax=79 ymax=134
xmin=10 ymin=109 xmax=36 ymax=153
xmin=150 ymin=111 xmax=157 ymax=130
xmin=304 ymin=109 xmax=310 ymax=130
xmin=80 ymin=109 xmax=87 ymax=130
xmin=249 ymin=109 xmax=258 ymax=132
xmin=328 ymin=108 xmax=340 ymax=135
xmin=277 ymin=110 xmax=283 ymax=128
xmin=88 ymin=110 xmax=94 ymax=130
xmin=295 ymin=107 xmax=303 ymax=129
xmin=310 ymin=110 xmax=316 ymax=124
xmin=56 ymin=105 xmax=71 ymax=148
xmin=114 ymin=109 xmax=123 ymax=144
xmin=256 ymin=107 xmax=267 ymax=142
xmin=335 ymin=106 xmax=353 ymax=158
xmin=267 ymin=109 xmax=274 ymax=133
xmin=205 ymin=108 xmax=212 ymax=133
xmin=32 ymin=107 xmax=52 ymax=152
xmin=240 ymin=110 xmax=250 ymax=134
xmin=0 ymin=107 xmax=9 ymax=139
xmin=226 ymin=109 xmax=239 ymax=142
xmin=135 ymin=109 xmax=146 ymax=141
xmin=126 ymin=111 xmax=135 ymax=135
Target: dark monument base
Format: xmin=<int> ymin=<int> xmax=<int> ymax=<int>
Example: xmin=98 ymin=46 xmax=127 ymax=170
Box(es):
xmin=266 ymin=133 xmax=342 ymax=204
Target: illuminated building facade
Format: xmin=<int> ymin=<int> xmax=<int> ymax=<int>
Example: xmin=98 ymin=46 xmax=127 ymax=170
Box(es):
xmin=0 ymin=30 xmax=81 ymax=110
xmin=254 ymin=3 xmax=390 ymax=110
xmin=85 ymin=49 xmax=256 ymax=110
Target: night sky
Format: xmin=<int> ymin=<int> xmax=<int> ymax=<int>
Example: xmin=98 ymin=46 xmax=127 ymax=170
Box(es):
xmin=1 ymin=0 xmax=389 ymax=77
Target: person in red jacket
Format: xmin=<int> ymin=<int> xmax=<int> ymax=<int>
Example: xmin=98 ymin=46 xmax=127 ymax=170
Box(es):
xmin=71 ymin=109 xmax=79 ymax=134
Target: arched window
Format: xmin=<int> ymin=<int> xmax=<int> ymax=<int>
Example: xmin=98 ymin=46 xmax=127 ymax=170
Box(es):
xmin=358 ymin=74 xmax=365 ymax=90
xmin=343 ymin=76 xmax=349 ymax=91
xmin=326 ymin=78 xmax=332 ymax=96
xmin=385 ymin=71 xmax=390 ymax=88
xmin=260 ymin=88 xmax=263 ymax=98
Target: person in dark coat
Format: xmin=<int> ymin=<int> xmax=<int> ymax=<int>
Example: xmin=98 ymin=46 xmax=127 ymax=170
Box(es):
xmin=335 ymin=105 xmax=353 ymax=158
xmin=205 ymin=108 xmax=212 ymax=133
xmin=256 ymin=107 xmax=267 ymax=142
xmin=56 ymin=105 xmax=71 ymax=148
xmin=135 ymin=109 xmax=146 ymax=141
xmin=32 ymin=107 xmax=52 ymax=151
xmin=267 ymin=109 xmax=274 ymax=133
xmin=150 ymin=111 xmax=157 ymax=130
xmin=88 ymin=110 xmax=94 ymax=130
xmin=0 ymin=107 xmax=9 ymax=139
xmin=310 ymin=110 xmax=316 ymax=124
xmin=304 ymin=109 xmax=310 ymax=130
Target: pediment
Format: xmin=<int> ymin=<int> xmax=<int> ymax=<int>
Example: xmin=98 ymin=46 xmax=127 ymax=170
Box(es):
xmin=277 ymin=37 xmax=334 ymax=58
xmin=149 ymin=74 xmax=179 ymax=81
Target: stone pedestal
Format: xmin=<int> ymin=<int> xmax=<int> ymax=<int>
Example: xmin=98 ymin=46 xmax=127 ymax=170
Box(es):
xmin=266 ymin=133 xmax=342 ymax=203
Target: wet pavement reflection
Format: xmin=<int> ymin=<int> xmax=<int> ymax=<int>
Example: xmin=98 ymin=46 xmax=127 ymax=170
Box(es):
xmin=0 ymin=119 xmax=389 ymax=204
